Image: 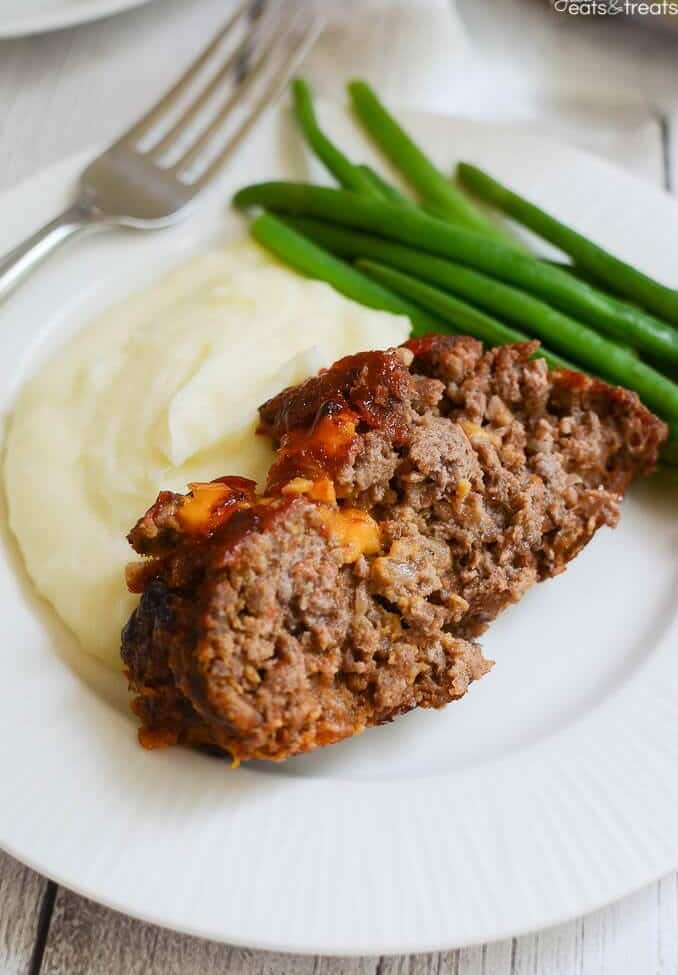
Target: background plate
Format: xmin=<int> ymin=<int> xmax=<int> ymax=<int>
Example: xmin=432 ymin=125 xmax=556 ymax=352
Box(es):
xmin=0 ymin=101 xmax=677 ymax=955
xmin=0 ymin=0 xmax=154 ymax=37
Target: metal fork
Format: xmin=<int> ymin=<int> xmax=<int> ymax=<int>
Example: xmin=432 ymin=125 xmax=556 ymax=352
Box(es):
xmin=0 ymin=0 xmax=322 ymax=303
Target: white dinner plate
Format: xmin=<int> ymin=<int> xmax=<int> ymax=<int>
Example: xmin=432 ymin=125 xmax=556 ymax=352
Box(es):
xmin=0 ymin=100 xmax=677 ymax=956
xmin=0 ymin=0 xmax=154 ymax=37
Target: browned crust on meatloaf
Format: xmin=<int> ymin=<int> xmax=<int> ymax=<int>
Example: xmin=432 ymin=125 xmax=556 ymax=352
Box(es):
xmin=121 ymin=336 xmax=666 ymax=762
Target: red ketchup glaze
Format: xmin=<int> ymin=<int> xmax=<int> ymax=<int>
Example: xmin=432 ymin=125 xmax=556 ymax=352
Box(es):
xmin=265 ymin=405 xmax=358 ymax=495
xmin=259 ymin=350 xmax=411 ymax=444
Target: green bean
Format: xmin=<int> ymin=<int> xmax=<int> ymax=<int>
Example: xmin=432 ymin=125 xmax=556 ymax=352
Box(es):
xmin=292 ymin=79 xmax=376 ymax=195
xmin=357 ymin=261 xmax=678 ymax=421
xmin=249 ymin=214 xmax=444 ymax=336
xmin=541 ymin=262 xmax=645 ymax=317
xmin=422 ymin=191 xmax=526 ymax=252
xmin=233 ymin=182 xmax=678 ymax=368
xmin=542 ymin=260 xmax=593 ymax=276
xmin=457 ymin=162 xmax=678 ymax=326
xmin=541 ymin=259 xmax=611 ymax=289
xmin=348 ymin=80 xmax=512 ymax=242
xmin=355 ymin=165 xmax=414 ymax=206
xmin=421 ymin=199 xmax=456 ymax=221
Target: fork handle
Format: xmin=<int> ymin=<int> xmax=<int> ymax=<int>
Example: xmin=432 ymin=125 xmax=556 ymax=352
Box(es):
xmin=0 ymin=204 xmax=96 ymax=303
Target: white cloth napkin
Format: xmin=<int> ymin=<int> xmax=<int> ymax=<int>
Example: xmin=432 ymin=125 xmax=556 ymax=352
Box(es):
xmin=303 ymin=0 xmax=470 ymax=111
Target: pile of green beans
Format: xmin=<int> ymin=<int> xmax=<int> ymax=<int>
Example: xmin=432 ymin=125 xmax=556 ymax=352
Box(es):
xmin=234 ymin=78 xmax=678 ymax=456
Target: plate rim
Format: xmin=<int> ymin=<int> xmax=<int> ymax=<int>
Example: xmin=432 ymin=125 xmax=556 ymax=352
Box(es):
xmin=1 ymin=828 xmax=674 ymax=958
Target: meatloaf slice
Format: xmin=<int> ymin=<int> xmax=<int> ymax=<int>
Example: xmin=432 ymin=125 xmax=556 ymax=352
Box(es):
xmin=122 ymin=337 xmax=666 ymax=762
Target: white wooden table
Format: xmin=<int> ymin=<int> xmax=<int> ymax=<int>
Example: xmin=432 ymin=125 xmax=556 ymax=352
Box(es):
xmin=1 ymin=1 xmax=677 ymax=971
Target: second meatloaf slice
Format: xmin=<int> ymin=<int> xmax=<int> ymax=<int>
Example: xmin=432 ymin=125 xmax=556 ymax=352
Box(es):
xmin=260 ymin=335 xmax=666 ymax=639
xmin=122 ymin=336 xmax=666 ymax=762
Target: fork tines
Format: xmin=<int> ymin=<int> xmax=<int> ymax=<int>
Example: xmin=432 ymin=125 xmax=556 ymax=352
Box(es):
xmin=120 ymin=0 xmax=322 ymax=189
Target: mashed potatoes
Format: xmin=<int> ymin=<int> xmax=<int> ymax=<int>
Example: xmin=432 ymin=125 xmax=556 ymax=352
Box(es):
xmin=4 ymin=241 xmax=410 ymax=668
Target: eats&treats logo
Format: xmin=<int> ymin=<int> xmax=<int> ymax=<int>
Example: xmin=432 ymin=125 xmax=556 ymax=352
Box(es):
xmin=553 ymin=0 xmax=678 ymax=13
